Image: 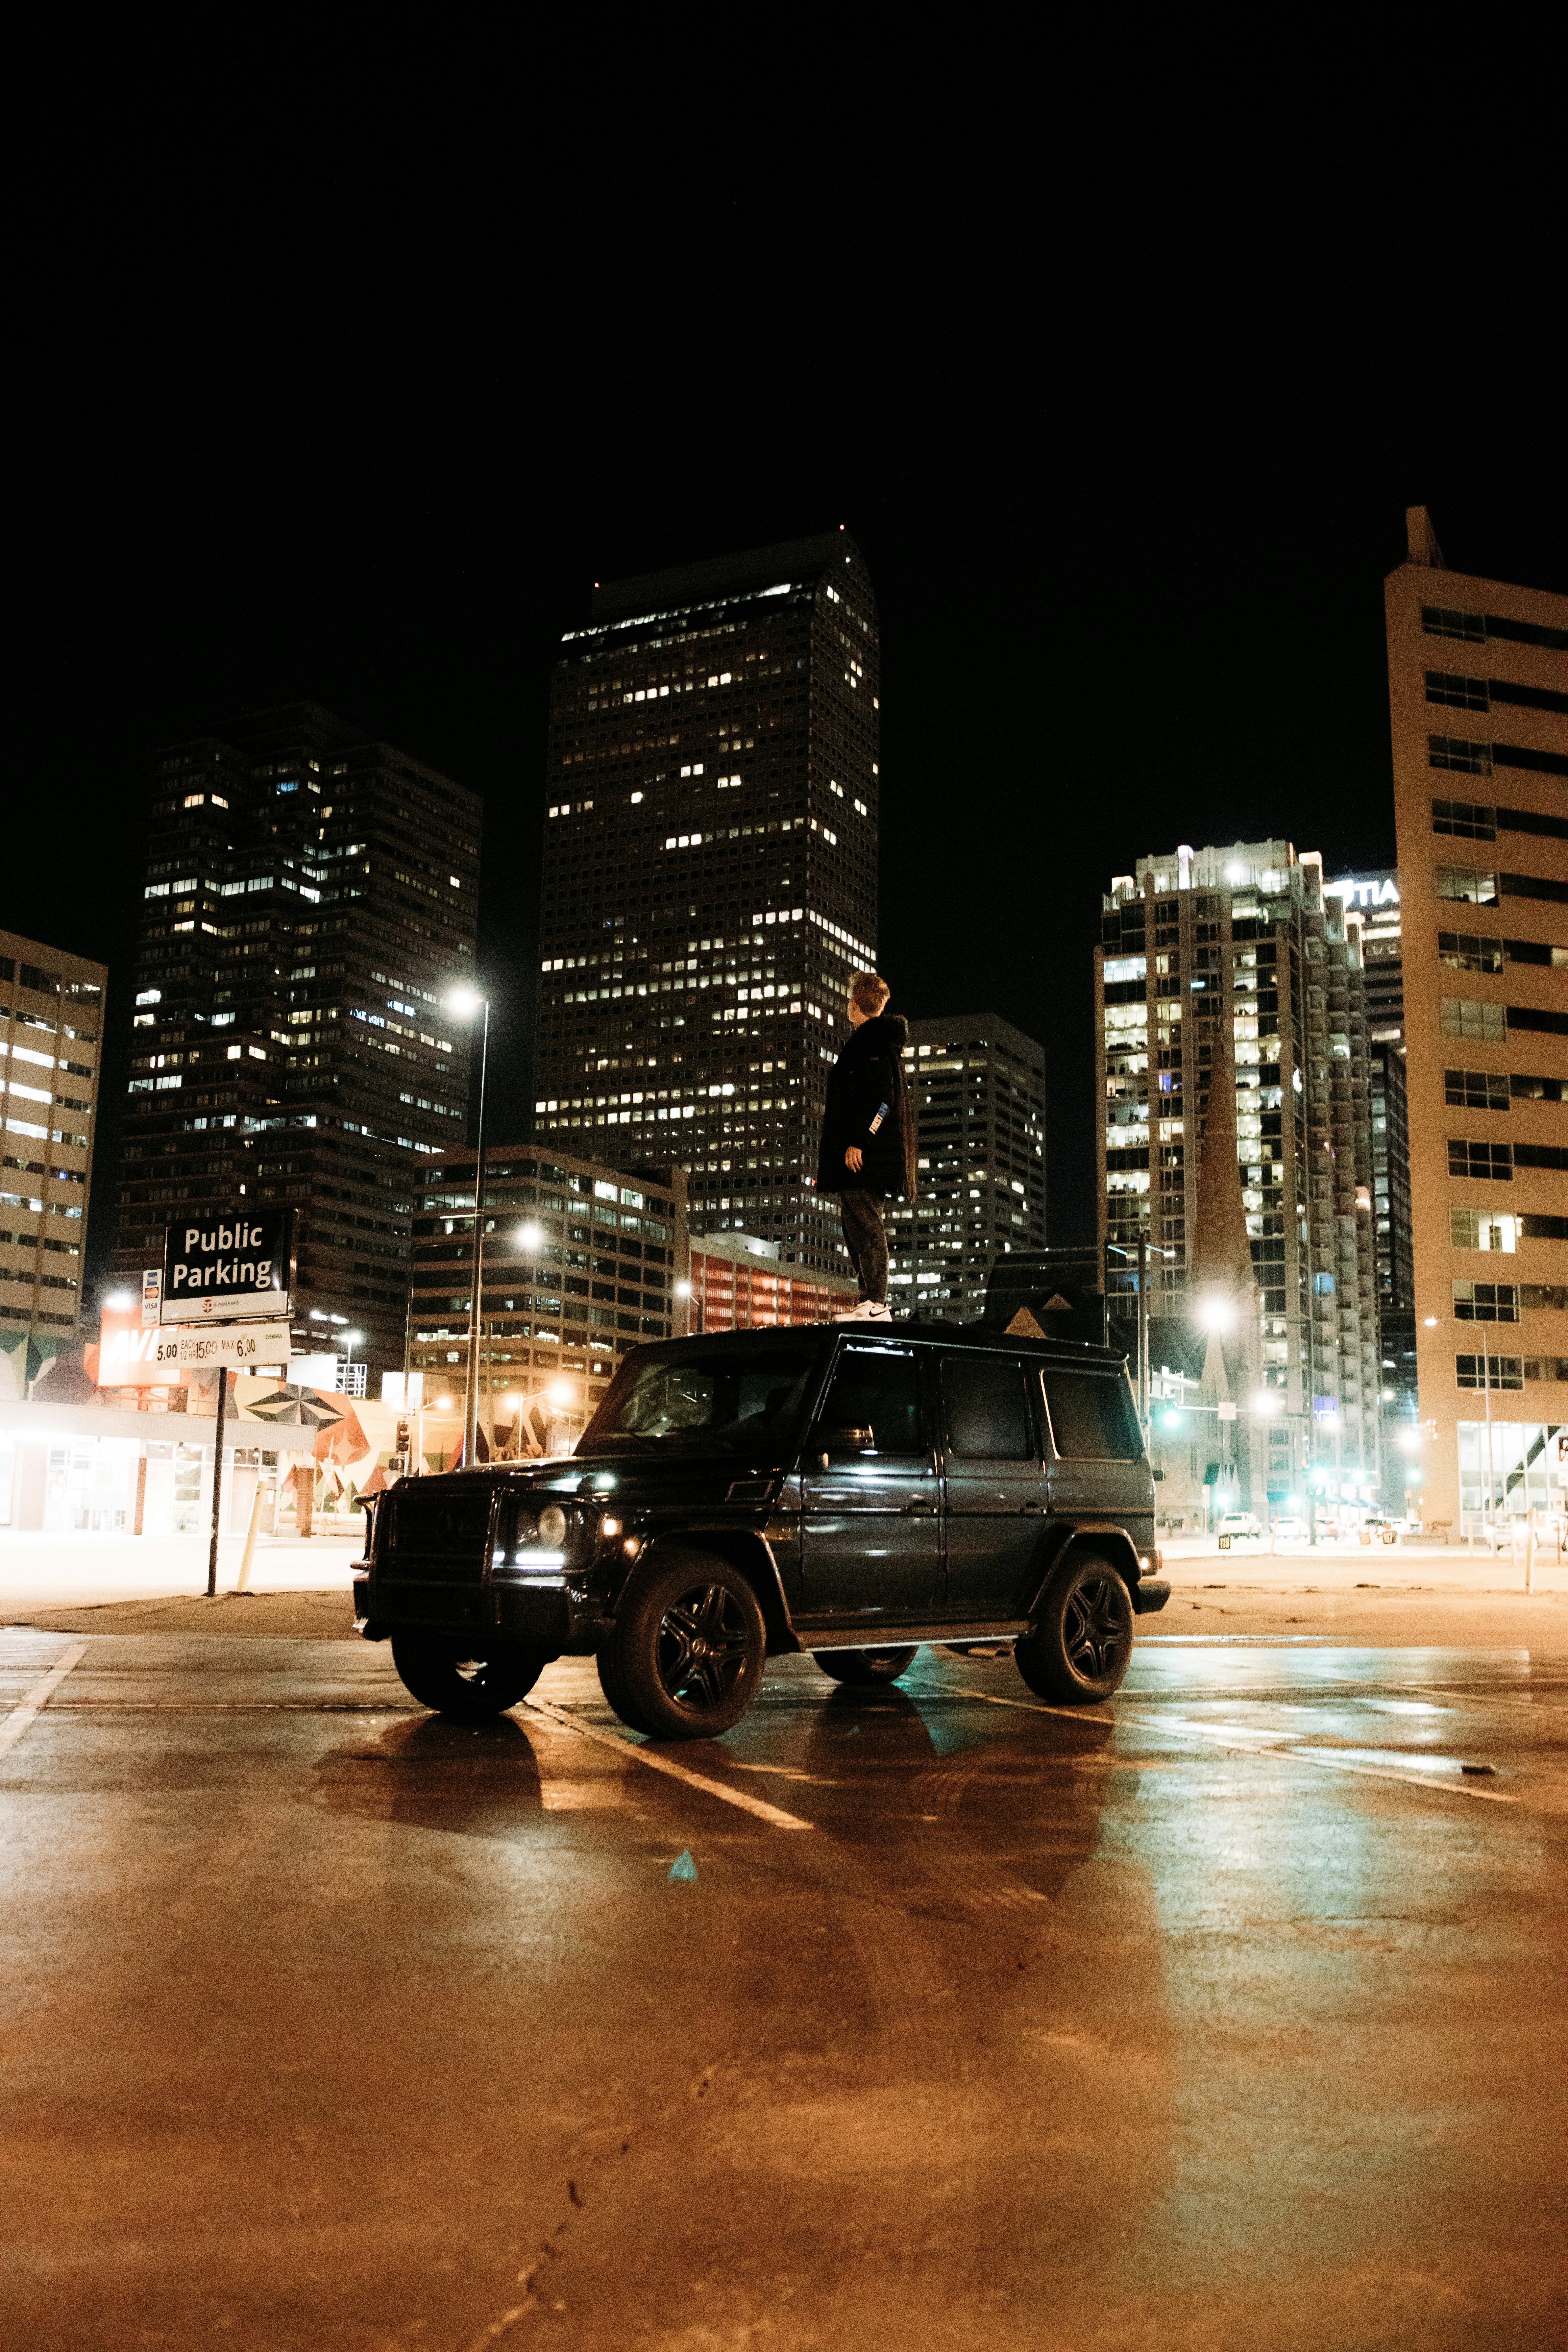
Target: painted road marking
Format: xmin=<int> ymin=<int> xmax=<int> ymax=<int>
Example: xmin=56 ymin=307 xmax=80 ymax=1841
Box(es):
xmin=525 ymin=1696 xmax=814 ymax=1831
xmin=0 ymin=1643 xmax=88 ymax=1757
xmin=914 ymin=1682 xmax=1522 ymax=1804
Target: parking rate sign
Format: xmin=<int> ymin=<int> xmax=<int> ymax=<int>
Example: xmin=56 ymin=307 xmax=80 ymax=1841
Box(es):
xmin=161 ymin=1208 xmax=294 ymax=1323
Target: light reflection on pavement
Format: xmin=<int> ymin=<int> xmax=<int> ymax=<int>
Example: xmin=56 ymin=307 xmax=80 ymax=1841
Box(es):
xmin=1 ymin=1626 xmax=1565 ymax=2352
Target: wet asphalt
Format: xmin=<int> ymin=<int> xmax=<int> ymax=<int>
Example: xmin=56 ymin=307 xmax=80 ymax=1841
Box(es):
xmin=2 ymin=1625 xmax=1565 ymax=2352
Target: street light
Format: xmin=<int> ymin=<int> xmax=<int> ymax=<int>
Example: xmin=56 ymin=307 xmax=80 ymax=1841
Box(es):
xmin=104 ymin=1291 xmax=134 ymax=1313
xmin=443 ymin=985 xmax=491 ymax=1469
xmin=342 ymin=1329 xmax=364 ymax=1393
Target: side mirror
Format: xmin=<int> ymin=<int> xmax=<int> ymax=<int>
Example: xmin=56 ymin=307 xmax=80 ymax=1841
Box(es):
xmin=813 ymin=1424 xmax=874 ymax=1469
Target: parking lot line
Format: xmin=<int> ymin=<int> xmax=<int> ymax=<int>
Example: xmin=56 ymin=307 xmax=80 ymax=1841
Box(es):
xmin=0 ymin=1643 xmax=88 ymax=1757
xmin=524 ymin=1696 xmax=814 ymax=1830
xmin=916 ymin=1679 xmax=1523 ymax=1803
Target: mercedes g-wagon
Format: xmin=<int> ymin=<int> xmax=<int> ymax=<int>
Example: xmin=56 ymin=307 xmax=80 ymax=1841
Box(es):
xmin=354 ymin=1324 xmax=1170 ymax=1740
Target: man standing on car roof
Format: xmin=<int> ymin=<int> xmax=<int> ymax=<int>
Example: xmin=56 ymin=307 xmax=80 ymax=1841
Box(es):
xmin=814 ymin=971 xmax=918 ymax=1321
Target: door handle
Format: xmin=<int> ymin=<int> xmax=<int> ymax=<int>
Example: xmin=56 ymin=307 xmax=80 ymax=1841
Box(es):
xmin=903 ymin=1502 xmax=935 ymax=1515
xmin=1020 ymin=1500 xmax=1041 ymax=1514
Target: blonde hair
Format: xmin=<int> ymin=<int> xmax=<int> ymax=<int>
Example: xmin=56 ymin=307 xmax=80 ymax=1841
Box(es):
xmin=849 ymin=971 xmax=890 ymax=1015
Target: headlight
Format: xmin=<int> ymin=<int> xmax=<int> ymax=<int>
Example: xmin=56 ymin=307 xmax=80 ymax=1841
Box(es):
xmin=538 ymin=1504 xmax=568 ymax=1547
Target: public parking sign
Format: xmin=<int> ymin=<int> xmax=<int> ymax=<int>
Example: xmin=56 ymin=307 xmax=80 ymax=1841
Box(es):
xmin=160 ymin=1208 xmax=294 ymax=1323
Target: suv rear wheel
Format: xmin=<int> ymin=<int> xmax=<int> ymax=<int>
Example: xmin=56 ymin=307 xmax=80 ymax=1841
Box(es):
xmin=391 ymin=1632 xmax=547 ymax=1721
xmin=1014 ymin=1555 xmax=1133 ymax=1704
xmin=812 ymin=1645 xmax=919 ymax=1687
xmin=598 ymin=1552 xmax=766 ymax=1740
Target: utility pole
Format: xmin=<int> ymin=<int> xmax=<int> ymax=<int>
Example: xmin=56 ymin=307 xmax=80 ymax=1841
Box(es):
xmin=1136 ymin=1229 xmax=1149 ymax=1436
xmin=462 ymin=997 xmax=491 ymax=1471
xmin=206 ymin=1364 xmax=230 ymax=1598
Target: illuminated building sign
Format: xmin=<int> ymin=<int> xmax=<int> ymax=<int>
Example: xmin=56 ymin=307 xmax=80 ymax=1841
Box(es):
xmin=1325 ymin=876 xmax=1400 ymax=909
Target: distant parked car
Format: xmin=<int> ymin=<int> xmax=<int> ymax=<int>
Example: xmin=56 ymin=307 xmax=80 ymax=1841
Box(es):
xmin=1271 ymin=1515 xmax=1306 ymax=1538
xmin=1216 ymin=1512 xmax=1262 ymax=1543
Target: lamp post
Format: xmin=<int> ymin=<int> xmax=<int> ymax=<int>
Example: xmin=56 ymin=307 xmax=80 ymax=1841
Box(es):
xmin=342 ymin=1329 xmax=364 ymax=1396
xmin=1107 ymin=1237 xmax=1176 ymax=1438
xmin=444 ymin=986 xmax=491 ymax=1471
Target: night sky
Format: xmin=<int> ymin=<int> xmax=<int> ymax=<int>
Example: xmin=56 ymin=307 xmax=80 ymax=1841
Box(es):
xmin=8 ymin=190 xmax=1562 ymax=1298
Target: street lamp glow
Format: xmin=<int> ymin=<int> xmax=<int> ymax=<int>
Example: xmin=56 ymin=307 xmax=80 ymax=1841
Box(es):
xmin=516 ymin=1223 xmax=543 ymax=1252
xmin=548 ymin=1380 xmax=573 ymax=1407
xmin=104 ymin=1291 xmax=135 ymax=1313
xmin=445 ymin=986 xmax=484 ymax=1020
xmin=1250 ymin=1393 xmax=1274 ymax=1416
xmin=673 ymin=1278 xmax=692 ymax=1298
xmin=1198 ymin=1296 xmax=1235 ymax=1331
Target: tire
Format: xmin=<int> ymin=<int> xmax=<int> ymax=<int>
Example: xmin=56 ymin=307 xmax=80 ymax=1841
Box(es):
xmin=391 ymin=1631 xmax=547 ymax=1721
xmin=1014 ymin=1554 xmax=1133 ymax=1704
xmin=598 ymin=1552 xmax=766 ymax=1740
xmin=812 ymin=1645 xmax=919 ymax=1687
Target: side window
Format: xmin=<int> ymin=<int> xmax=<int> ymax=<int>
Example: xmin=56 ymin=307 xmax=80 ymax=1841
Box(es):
xmin=941 ymin=1353 xmax=1034 ymax=1460
xmin=1040 ymin=1368 xmax=1142 ymax=1461
xmin=818 ymin=1346 xmax=924 ymax=1455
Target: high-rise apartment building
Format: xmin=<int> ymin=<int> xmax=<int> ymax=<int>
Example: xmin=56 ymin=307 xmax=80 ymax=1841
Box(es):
xmin=109 ymin=704 xmax=482 ymax=1376
xmin=1326 ymin=865 xmax=1416 ymax=1497
xmin=532 ymin=530 xmax=878 ymax=1277
xmin=1097 ymin=839 xmax=1382 ymax=1505
xmin=1 ymin=932 xmax=107 ymax=1372
xmin=409 ymin=1143 xmax=685 ymax=1432
xmin=896 ymin=1012 xmax=1046 ymax=1319
xmin=1386 ymin=509 xmax=1567 ymax=1532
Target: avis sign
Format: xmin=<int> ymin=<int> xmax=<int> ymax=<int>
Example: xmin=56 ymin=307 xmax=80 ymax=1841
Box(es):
xmin=161 ymin=1209 xmax=294 ymax=1324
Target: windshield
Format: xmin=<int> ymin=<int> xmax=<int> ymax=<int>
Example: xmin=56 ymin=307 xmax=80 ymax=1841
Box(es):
xmin=580 ymin=1345 xmax=820 ymax=1452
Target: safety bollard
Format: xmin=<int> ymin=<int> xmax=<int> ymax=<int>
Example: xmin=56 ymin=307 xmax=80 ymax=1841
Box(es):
xmin=235 ymin=1477 xmax=264 ymax=1595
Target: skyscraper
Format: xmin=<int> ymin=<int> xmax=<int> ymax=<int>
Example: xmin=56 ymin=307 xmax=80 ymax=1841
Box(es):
xmin=1325 ymin=865 xmax=1416 ymax=1496
xmin=109 ymin=705 xmax=482 ymax=1376
xmin=1097 ymin=838 xmax=1382 ymax=1511
xmin=532 ymin=530 xmax=878 ymax=1276
xmin=896 ymin=1012 xmax=1046 ymax=1319
xmin=1385 ymin=509 xmax=1567 ymax=1533
xmin=1 ymin=931 xmax=107 ymax=1373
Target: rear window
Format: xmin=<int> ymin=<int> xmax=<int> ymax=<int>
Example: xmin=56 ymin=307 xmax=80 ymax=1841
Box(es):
xmin=1039 ymin=1368 xmax=1142 ymax=1461
xmin=940 ymin=1353 xmax=1034 ymax=1460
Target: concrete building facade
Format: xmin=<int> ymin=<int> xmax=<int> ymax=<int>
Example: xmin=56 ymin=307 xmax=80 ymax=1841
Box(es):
xmin=532 ymin=531 xmax=879 ymax=1279
xmin=0 ymin=931 xmax=107 ymax=1386
xmin=687 ymin=1227 xmax=856 ymax=1331
xmin=1386 ymin=509 xmax=1567 ymax=1532
xmin=408 ymin=1144 xmax=685 ymax=1442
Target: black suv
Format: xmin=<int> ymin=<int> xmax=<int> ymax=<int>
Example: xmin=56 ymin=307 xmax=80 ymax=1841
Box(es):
xmin=354 ymin=1324 xmax=1169 ymax=1740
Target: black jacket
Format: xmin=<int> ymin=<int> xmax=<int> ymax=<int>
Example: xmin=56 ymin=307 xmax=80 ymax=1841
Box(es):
xmin=814 ymin=1012 xmax=918 ymax=1199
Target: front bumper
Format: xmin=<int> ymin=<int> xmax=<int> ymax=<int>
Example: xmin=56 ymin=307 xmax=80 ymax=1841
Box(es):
xmin=353 ymin=1568 xmax=610 ymax=1654
xmin=1132 ymin=1577 xmax=1171 ymax=1615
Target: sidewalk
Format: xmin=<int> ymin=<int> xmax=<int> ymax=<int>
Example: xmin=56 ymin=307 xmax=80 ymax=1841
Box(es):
xmin=1159 ymin=1534 xmax=1568 ymax=1596
xmin=0 ymin=1529 xmax=359 ymax=1615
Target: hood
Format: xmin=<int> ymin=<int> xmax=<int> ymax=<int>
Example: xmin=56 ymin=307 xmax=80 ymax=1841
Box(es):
xmin=848 ymin=1012 xmax=909 ymax=1054
xmin=461 ymin=1450 xmax=791 ymax=1506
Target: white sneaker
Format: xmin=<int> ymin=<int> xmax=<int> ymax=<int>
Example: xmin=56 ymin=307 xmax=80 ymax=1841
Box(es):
xmin=863 ymin=1300 xmax=893 ymax=1319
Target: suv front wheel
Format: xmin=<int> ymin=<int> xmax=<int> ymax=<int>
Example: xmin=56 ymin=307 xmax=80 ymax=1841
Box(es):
xmin=598 ymin=1552 xmax=766 ymax=1740
xmin=1014 ymin=1555 xmax=1133 ymax=1704
xmin=391 ymin=1631 xmax=548 ymax=1721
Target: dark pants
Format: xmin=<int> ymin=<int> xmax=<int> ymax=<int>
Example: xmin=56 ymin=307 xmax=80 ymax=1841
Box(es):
xmin=840 ymin=1189 xmax=889 ymax=1303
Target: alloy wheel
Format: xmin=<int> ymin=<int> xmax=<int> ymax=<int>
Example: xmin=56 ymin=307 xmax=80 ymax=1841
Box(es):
xmin=655 ymin=1582 xmax=756 ymax=1712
